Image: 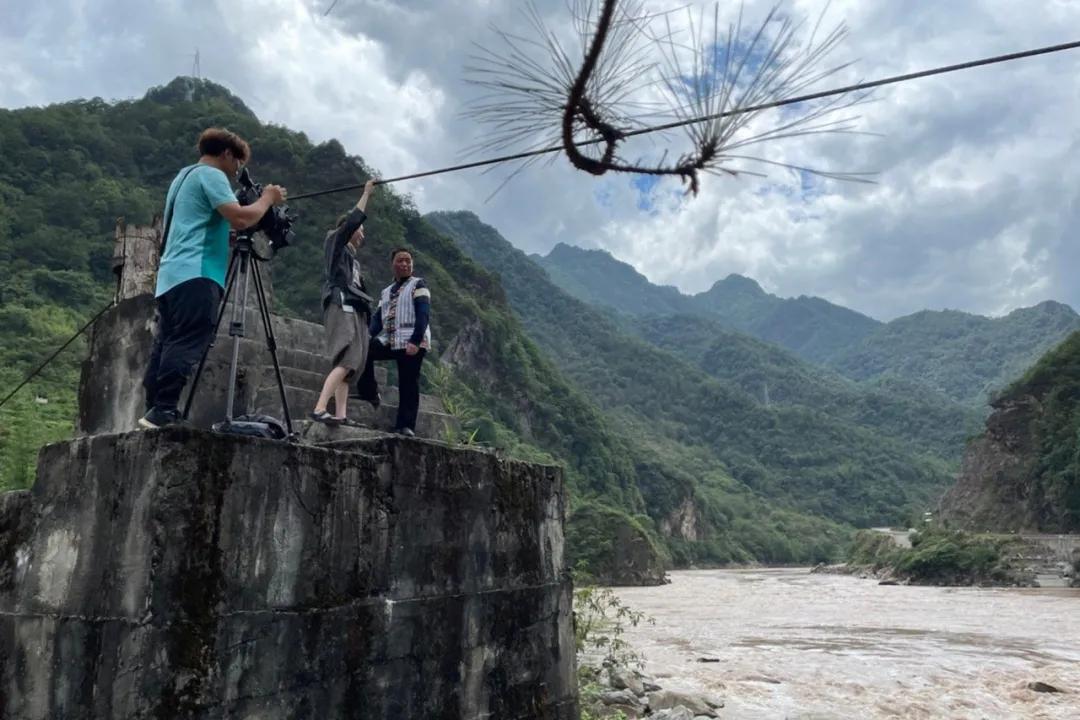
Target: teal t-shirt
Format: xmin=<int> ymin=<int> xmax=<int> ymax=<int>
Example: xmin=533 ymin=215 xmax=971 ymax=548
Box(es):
xmin=155 ymin=164 xmax=237 ymax=297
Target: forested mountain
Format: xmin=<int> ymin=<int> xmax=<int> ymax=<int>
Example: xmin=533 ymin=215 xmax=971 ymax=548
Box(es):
xmin=532 ymin=243 xmax=689 ymax=316
xmin=690 ymin=274 xmax=881 ymax=362
xmin=534 ymin=242 xmax=881 ymax=362
xmin=426 ymin=211 xmax=958 ymax=530
xmin=826 ymin=303 xmax=1080 ymax=407
xmin=535 ymin=242 xmax=1080 ymax=407
xmin=625 ymin=314 xmax=979 ymax=461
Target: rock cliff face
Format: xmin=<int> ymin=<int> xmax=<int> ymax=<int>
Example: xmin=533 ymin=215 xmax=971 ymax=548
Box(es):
xmin=937 ymin=396 xmax=1043 ymax=531
xmin=659 ymin=498 xmax=703 ymax=543
xmin=937 ymin=327 xmax=1080 ymax=533
xmin=938 ymin=330 xmax=1080 ymax=533
xmin=0 ymin=429 xmax=577 ymax=719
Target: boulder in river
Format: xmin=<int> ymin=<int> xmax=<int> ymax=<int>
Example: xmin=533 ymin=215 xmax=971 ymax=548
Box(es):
xmin=650 ymin=708 xmax=694 ymax=720
xmin=608 ymin=667 xmax=645 ymax=695
xmin=648 ymin=689 xmax=724 ymax=716
xmin=599 ymin=689 xmax=644 ymax=708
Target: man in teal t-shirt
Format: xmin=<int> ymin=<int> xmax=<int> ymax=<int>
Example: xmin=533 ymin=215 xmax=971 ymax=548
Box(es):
xmin=140 ymin=128 xmax=287 ymax=429
xmin=155 ymin=163 xmax=237 ymax=296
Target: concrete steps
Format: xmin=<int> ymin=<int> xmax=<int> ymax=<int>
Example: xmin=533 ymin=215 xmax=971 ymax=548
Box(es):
xmin=208 ymin=310 xmax=455 ymax=440
xmin=205 ymin=340 xmax=384 ymax=382
xmin=255 ymin=384 xmax=457 ymax=441
xmin=267 ymin=366 xmax=445 ymax=414
xmin=294 ymin=420 xmax=390 ymax=445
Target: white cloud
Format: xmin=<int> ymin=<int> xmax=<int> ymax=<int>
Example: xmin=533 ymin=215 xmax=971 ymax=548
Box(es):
xmin=2 ymin=0 xmax=1080 ymax=320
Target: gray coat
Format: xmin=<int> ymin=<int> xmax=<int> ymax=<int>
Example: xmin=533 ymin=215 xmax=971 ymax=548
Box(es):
xmin=320 ymin=208 xmax=372 ymax=311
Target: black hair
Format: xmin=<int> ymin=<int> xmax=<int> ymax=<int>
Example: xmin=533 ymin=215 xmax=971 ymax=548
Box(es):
xmin=197 ymin=127 xmax=250 ymax=162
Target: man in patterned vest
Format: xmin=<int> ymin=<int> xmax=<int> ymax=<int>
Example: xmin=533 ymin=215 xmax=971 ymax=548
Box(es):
xmin=354 ymin=247 xmax=431 ymax=436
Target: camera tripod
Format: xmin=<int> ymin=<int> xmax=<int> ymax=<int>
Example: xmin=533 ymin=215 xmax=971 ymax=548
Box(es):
xmin=184 ymin=231 xmax=294 ymax=437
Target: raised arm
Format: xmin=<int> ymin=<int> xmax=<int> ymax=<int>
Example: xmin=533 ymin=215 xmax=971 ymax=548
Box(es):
xmin=329 ymin=179 xmax=377 ymax=250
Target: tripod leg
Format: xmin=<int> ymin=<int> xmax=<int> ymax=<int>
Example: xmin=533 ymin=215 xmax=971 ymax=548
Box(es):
xmin=251 ymin=260 xmax=293 ymax=435
xmin=182 ymin=250 xmax=240 ymax=420
xmin=224 ymin=252 xmax=251 ymax=421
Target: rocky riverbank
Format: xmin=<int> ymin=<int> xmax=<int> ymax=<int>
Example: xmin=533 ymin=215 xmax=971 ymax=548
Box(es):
xmin=582 ymin=667 xmax=725 ymax=720
xmin=808 ymin=561 xmax=1040 ymax=587
xmin=822 ymin=529 xmax=1042 ymax=587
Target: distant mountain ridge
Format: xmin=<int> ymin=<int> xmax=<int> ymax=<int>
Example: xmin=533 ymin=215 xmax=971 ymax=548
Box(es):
xmin=826 ymin=302 xmax=1080 ymax=407
xmin=535 ymin=243 xmax=1080 ymax=407
xmin=534 ymin=242 xmax=880 ymax=363
xmin=624 ymin=313 xmax=979 ymax=462
xmin=532 ymin=243 xmax=689 ymax=316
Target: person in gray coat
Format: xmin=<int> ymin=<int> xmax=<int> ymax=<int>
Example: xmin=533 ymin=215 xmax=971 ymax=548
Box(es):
xmin=311 ymin=178 xmax=376 ymax=424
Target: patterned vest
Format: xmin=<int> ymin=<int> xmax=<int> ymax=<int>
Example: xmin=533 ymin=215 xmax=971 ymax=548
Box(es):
xmin=377 ymin=276 xmax=432 ymax=350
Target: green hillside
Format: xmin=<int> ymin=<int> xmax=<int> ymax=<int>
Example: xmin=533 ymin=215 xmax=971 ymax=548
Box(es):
xmin=535 ymin=242 xmax=1080 ymax=406
xmin=827 ymin=304 xmax=1080 ymax=407
xmin=627 ymin=313 xmax=980 ymax=461
xmin=426 ymin=211 xmax=956 ymax=529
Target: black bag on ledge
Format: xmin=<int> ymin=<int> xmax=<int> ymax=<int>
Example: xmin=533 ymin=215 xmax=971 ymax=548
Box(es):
xmin=212 ymin=414 xmax=290 ymax=440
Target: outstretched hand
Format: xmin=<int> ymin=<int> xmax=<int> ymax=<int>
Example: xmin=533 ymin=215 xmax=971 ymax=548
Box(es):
xmin=356 ymin=178 xmax=377 ymax=212
xmin=264 ymin=184 xmax=287 ymax=205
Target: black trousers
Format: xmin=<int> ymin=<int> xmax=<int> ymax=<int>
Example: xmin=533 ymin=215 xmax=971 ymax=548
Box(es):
xmin=142 ymin=277 xmax=223 ymax=413
xmin=356 ymin=339 xmax=426 ymax=431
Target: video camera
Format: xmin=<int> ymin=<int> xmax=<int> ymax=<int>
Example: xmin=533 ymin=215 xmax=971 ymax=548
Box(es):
xmin=235 ymin=167 xmax=297 ymax=254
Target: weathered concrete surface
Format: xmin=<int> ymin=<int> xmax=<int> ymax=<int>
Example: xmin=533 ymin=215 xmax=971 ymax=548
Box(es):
xmin=111 ymin=221 xmax=161 ymax=302
xmin=0 ymin=430 xmax=576 ymax=719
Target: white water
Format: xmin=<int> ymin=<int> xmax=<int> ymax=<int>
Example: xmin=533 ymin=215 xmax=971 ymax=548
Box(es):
xmin=613 ymin=569 xmax=1080 ymax=719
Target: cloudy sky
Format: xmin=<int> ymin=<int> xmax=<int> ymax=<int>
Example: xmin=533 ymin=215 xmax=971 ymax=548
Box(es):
xmin=3 ymin=0 xmax=1079 ymax=320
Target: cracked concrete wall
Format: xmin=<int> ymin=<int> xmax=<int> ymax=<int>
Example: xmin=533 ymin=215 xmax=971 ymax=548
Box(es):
xmin=0 ymin=430 xmax=577 ymax=719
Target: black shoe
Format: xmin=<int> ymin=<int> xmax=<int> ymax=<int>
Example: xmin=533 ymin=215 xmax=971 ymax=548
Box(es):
xmin=139 ymin=407 xmax=180 ymax=429
xmin=395 ymin=427 xmax=416 ymax=437
xmin=309 ymin=410 xmax=341 ymax=426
